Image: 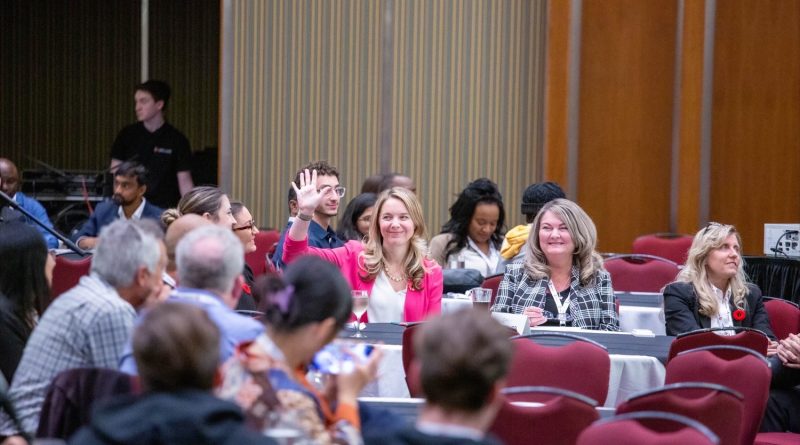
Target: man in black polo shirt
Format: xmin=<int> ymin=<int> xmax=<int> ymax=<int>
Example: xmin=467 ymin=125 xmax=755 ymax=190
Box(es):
xmin=110 ymin=80 xmax=194 ymax=209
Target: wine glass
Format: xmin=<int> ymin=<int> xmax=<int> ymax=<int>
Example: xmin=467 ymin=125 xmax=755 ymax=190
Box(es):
xmin=351 ymin=290 xmax=369 ymax=338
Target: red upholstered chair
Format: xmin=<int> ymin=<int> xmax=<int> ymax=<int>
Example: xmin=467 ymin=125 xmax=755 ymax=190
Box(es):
xmin=763 ymin=297 xmax=800 ymax=340
xmin=507 ymin=333 xmax=610 ymax=405
xmin=603 ymin=254 xmax=681 ymax=292
xmin=632 ymin=233 xmax=694 ymax=265
xmin=665 ymin=345 xmax=771 ymax=445
xmin=51 ymin=254 xmax=93 ymax=299
xmin=754 ymin=432 xmax=800 ymax=444
xmin=577 ymin=411 xmax=720 ymax=445
xmin=489 ymin=386 xmax=599 ymax=445
xmin=401 ymin=323 xmax=423 ymax=397
xmin=667 ymin=327 xmax=770 ymax=362
xmin=616 ymin=382 xmax=744 ymax=445
xmin=481 ymin=273 xmax=503 ymax=309
xmin=244 ymin=229 xmax=281 ymax=277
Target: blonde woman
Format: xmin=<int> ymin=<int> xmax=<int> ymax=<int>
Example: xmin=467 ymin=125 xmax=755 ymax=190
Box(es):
xmin=282 ymin=169 xmax=442 ymax=323
xmin=492 ymin=199 xmax=618 ymax=331
xmin=663 ymin=223 xmax=776 ymax=348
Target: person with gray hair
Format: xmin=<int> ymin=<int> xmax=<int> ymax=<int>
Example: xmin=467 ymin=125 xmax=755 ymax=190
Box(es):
xmin=119 ymin=225 xmax=263 ymax=374
xmin=0 ymin=219 xmax=167 ymax=439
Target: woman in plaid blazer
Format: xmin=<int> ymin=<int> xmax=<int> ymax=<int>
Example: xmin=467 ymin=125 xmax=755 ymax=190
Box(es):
xmin=492 ymin=199 xmax=619 ymax=331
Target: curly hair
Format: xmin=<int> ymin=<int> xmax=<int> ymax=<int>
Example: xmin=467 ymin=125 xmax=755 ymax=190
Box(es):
xmin=440 ymin=178 xmax=505 ymax=259
xmin=361 ymin=187 xmax=431 ymax=291
xmin=674 ymin=223 xmax=749 ymax=317
xmin=524 ymin=198 xmax=604 ymax=286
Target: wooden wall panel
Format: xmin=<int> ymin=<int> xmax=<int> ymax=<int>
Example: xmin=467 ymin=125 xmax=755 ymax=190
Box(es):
xmin=710 ymin=0 xmax=800 ymax=254
xmin=576 ymin=0 xmax=678 ymax=253
xmin=543 ymin=0 xmax=571 ymax=186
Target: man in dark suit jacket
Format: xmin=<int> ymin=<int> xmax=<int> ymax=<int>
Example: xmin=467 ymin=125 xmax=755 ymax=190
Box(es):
xmin=72 ymin=162 xmax=163 ymax=249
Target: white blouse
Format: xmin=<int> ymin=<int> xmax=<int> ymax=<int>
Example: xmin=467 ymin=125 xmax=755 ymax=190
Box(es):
xmin=367 ymin=272 xmax=407 ymax=322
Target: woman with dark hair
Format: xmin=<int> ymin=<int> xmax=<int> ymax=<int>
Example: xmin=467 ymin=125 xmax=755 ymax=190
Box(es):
xmin=230 ymin=201 xmax=259 ymax=310
xmin=337 ymin=193 xmax=377 ymax=241
xmin=218 ymin=256 xmax=382 ymax=444
xmin=428 ymin=178 xmax=506 ymax=277
xmin=0 ymin=222 xmax=54 ymax=382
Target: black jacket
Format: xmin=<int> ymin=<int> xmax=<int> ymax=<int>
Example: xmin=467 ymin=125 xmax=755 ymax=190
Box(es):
xmin=663 ymin=281 xmax=775 ymax=339
xmin=68 ymin=390 xmax=276 ymax=445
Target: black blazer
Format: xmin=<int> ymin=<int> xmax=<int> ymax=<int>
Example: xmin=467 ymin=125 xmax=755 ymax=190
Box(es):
xmin=663 ymin=281 xmax=775 ymax=339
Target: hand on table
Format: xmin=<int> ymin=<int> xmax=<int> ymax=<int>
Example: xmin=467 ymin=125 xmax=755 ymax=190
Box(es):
xmin=523 ymin=306 xmax=547 ymax=327
xmin=777 ymin=333 xmax=800 ymax=369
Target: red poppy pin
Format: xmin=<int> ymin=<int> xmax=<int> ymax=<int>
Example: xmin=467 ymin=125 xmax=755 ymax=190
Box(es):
xmin=732 ymin=309 xmax=746 ymax=321
xmin=242 ymin=283 xmax=251 ymax=295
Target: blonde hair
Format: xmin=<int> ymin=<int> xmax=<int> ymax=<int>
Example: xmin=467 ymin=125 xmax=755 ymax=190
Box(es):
xmin=524 ymin=198 xmax=604 ymax=286
xmin=361 ymin=187 xmax=430 ymax=290
xmin=675 ymin=223 xmax=748 ymax=317
xmin=161 ymin=186 xmax=228 ymax=228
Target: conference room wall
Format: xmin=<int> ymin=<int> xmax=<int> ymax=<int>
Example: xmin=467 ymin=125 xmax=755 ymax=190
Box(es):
xmin=545 ymin=0 xmax=800 ymax=255
xmin=220 ymin=0 xmax=548 ymax=235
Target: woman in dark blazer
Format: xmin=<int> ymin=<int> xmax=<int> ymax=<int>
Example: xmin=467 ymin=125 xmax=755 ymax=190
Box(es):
xmin=663 ymin=222 xmax=776 ymax=349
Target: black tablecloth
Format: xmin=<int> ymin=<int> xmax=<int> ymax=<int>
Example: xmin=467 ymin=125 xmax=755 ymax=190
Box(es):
xmin=744 ymin=256 xmax=800 ymax=304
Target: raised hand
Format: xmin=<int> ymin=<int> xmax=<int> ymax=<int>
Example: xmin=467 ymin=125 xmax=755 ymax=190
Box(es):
xmin=291 ymin=169 xmax=325 ymax=216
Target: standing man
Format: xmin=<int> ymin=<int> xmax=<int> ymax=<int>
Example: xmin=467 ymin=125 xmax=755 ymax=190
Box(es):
xmin=0 ymin=158 xmax=58 ymax=248
xmin=0 ymin=219 xmax=167 ymax=439
xmin=272 ymin=160 xmax=345 ymax=269
xmin=110 ymin=80 xmax=194 ymax=209
xmin=72 ymin=161 xmax=163 ymax=249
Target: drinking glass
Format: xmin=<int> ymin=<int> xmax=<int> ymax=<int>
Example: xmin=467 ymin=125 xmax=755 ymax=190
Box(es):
xmin=350 ymin=290 xmax=369 ymax=338
xmin=466 ymin=287 xmax=493 ymax=311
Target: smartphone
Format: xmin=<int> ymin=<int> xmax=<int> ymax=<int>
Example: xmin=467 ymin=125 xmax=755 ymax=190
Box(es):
xmin=310 ymin=343 xmax=375 ymax=374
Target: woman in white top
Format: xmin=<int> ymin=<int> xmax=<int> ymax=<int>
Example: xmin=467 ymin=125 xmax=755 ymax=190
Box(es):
xmin=428 ymin=178 xmax=505 ymax=277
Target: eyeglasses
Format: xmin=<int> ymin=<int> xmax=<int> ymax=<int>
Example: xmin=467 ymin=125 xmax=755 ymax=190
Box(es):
xmin=318 ymin=185 xmax=346 ymax=198
xmin=702 ymin=221 xmax=722 ymax=235
xmin=233 ymin=220 xmax=257 ymax=232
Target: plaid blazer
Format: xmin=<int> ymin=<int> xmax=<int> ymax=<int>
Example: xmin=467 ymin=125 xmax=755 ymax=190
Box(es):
xmin=493 ymin=261 xmax=619 ymax=331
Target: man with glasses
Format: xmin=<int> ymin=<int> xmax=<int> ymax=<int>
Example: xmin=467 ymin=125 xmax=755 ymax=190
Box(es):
xmin=272 ymin=161 xmax=346 ymax=269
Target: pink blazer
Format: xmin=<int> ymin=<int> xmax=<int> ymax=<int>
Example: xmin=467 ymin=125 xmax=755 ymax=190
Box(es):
xmin=282 ymin=236 xmax=443 ymax=322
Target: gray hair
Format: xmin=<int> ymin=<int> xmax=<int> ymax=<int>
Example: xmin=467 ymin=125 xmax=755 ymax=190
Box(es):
xmin=176 ymin=225 xmax=243 ymax=295
xmin=92 ymin=219 xmax=163 ymax=287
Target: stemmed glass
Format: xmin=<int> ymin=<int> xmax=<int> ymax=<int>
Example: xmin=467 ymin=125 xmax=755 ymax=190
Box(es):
xmin=350 ymin=290 xmax=369 ymax=338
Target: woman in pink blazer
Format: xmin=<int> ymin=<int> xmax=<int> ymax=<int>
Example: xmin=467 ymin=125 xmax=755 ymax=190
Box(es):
xmin=283 ymin=169 xmax=442 ymax=323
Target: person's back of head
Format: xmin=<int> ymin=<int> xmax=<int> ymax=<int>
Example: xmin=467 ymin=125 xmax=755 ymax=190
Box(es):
xmin=415 ymin=309 xmax=512 ymax=413
xmin=175 ymin=225 xmax=243 ymax=296
xmin=134 ymin=302 xmax=220 ymax=392
xmin=521 ymin=181 xmax=565 ymax=223
xmin=92 ymin=219 xmax=163 ymax=289
xmin=257 ymin=256 xmax=352 ymax=334
xmin=164 ymin=214 xmax=213 ymax=275
xmin=378 ymin=173 xmax=416 ymax=193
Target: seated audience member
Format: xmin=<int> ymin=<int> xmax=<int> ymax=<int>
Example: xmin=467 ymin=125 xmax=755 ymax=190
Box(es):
xmin=0 ymin=223 xmax=54 ymax=383
xmin=286 ymin=187 xmax=299 ymax=224
xmin=0 ymin=158 xmax=58 ymax=249
xmin=663 ymin=222 xmax=776 ymax=347
xmin=0 ymin=219 xmax=166 ymax=438
xmin=272 ymin=161 xmax=346 ymax=270
xmin=499 ymin=181 xmax=565 ymax=268
xmin=762 ymin=333 xmax=800 ymax=433
xmin=366 ymin=309 xmax=510 ymax=445
xmin=429 ymin=178 xmax=505 ymax=277
xmin=72 ymin=162 xmax=164 ymax=249
xmin=231 ymin=201 xmax=261 ymax=305
xmin=218 ymin=256 xmax=382 ymax=444
xmin=378 ymin=173 xmax=416 ymax=194
xmin=283 ymin=170 xmax=443 ymax=323
xmin=492 ymin=199 xmax=619 ymax=330
xmin=69 ymin=302 xmax=276 ymax=445
xmin=361 ymin=174 xmax=384 ymax=194
xmin=337 ymin=192 xmax=377 ymax=241
xmin=161 ymin=213 xmax=212 ymax=289
xmin=119 ymin=225 xmax=263 ymax=373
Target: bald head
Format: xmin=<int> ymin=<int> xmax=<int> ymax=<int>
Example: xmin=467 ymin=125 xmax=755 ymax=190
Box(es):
xmin=0 ymin=158 xmax=20 ymax=197
xmin=176 ymin=225 xmax=243 ymax=300
xmin=164 ymin=214 xmax=213 ymax=275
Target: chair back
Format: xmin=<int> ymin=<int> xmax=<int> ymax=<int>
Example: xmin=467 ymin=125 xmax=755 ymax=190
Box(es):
xmin=507 ymin=333 xmax=610 ymax=405
xmin=51 ymin=254 xmax=93 ymax=299
xmin=632 ymin=233 xmax=694 ymax=265
xmin=763 ymin=297 xmax=800 ymax=340
xmin=577 ymin=411 xmax=719 ymax=445
xmin=667 ymin=327 xmax=769 ymax=362
xmin=604 ymin=254 xmax=680 ymax=292
xmin=489 ymin=386 xmax=599 ymax=445
xmin=401 ymin=323 xmax=423 ymax=397
xmin=481 ymin=273 xmax=503 ymax=308
xmin=617 ymin=382 xmax=743 ymax=445
xmin=665 ymin=345 xmax=771 ymax=445
xmin=244 ymin=229 xmax=281 ymax=277
xmin=37 ymin=367 xmax=139 ymax=439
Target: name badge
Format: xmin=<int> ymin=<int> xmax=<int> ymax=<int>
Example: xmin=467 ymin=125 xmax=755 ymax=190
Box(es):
xmin=153 ymin=147 xmax=173 ymax=155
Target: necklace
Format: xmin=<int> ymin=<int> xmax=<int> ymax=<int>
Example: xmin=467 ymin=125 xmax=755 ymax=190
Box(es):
xmin=382 ymin=261 xmax=407 ymax=282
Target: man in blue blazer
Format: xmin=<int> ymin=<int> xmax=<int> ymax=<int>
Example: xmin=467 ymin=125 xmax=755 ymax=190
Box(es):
xmin=72 ymin=162 xmax=163 ymax=249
